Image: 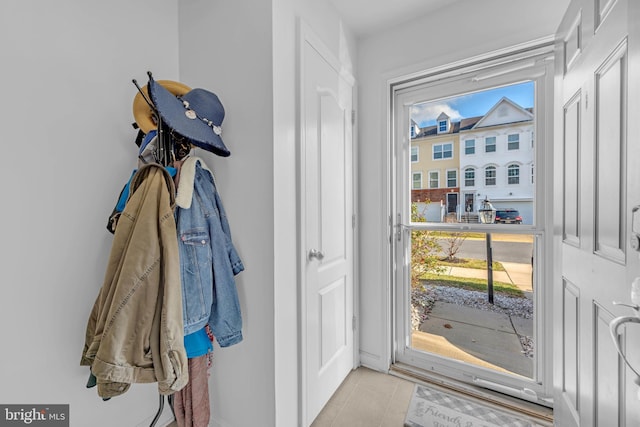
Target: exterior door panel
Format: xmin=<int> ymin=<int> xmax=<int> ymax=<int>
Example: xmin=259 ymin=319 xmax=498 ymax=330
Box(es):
xmin=554 ymin=0 xmax=640 ymax=425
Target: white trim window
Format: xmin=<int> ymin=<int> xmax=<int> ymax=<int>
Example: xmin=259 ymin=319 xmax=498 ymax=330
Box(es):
xmin=429 ymin=171 xmax=440 ymax=188
xmin=438 ymin=120 xmax=447 ymax=133
xmin=464 ymin=167 xmax=475 ymax=187
xmin=507 ymin=133 xmax=520 ymax=150
xmin=507 ymin=164 xmax=520 ymax=184
xmin=465 ymin=139 xmax=475 ymax=155
xmin=411 ymin=146 xmax=419 ymax=163
xmin=433 ymin=143 xmax=453 ymax=160
xmin=446 ymin=169 xmax=457 ymax=188
xmin=485 ymin=136 xmax=496 ymax=153
xmin=485 ymin=166 xmax=497 ymax=186
xmin=412 ymin=171 xmax=422 ymax=189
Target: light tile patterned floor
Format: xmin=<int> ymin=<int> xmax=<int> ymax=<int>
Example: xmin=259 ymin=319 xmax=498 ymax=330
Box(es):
xmin=311 ymin=367 xmax=552 ymax=427
xmin=311 ymin=367 xmax=415 ymax=427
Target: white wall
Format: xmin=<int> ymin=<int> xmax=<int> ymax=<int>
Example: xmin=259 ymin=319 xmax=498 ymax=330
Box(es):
xmin=0 ymin=0 xmax=354 ymax=425
xmin=178 ymin=3 xmax=276 ymax=427
xmin=0 ymin=1 xmax=181 ymax=426
xmin=178 ymin=1 xmax=355 ymax=426
xmin=356 ymin=0 xmax=569 ymax=371
xmin=0 ymin=0 xmax=568 ymax=425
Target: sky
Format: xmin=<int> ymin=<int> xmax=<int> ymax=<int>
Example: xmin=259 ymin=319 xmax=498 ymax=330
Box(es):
xmin=411 ymin=81 xmax=534 ymax=127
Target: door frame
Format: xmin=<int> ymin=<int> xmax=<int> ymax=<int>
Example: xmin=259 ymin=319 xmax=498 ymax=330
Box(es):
xmin=446 ymin=192 xmax=459 ymax=216
xmin=386 ymin=38 xmax=557 ymax=405
xmin=296 ymin=19 xmax=359 ymax=426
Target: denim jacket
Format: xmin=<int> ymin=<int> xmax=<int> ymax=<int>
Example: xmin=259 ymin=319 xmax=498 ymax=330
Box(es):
xmin=175 ymin=157 xmax=245 ymax=347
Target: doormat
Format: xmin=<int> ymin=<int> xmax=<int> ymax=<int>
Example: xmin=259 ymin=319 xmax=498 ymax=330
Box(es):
xmin=404 ymin=384 xmax=541 ymax=427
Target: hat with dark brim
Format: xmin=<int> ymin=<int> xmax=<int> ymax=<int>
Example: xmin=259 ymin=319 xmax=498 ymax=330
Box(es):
xmin=148 ymin=74 xmax=230 ymax=157
xmin=132 ymin=80 xmax=191 ymax=134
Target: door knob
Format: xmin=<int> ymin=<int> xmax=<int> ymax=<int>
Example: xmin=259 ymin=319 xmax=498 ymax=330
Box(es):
xmin=308 ymin=249 xmax=325 ymax=261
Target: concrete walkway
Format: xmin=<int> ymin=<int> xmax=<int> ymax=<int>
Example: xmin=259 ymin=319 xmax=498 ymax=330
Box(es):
xmin=446 ymin=261 xmax=533 ymax=293
xmin=418 ymin=302 xmax=533 ymax=377
xmin=414 ymin=261 xmax=534 ymax=377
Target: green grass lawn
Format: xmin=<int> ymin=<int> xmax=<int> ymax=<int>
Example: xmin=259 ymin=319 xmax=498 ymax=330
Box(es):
xmin=431 ymin=231 xmax=486 ymax=239
xmin=437 ymin=257 xmax=505 ymax=271
xmin=420 ymin=272 xmax=524 ymax=297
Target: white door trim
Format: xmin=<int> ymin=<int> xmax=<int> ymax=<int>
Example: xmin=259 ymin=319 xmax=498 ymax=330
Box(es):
xmin=386 ymin=40 xmax=556 ymax=404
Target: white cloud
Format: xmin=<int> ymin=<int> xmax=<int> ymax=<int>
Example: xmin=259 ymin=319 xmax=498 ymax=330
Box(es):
xmin=411 ymin=102 xmax=462 ymax=127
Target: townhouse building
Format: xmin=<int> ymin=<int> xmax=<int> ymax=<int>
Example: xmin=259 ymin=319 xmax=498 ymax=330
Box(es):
xmin=411 ymin=97 xmax=534 ymax=224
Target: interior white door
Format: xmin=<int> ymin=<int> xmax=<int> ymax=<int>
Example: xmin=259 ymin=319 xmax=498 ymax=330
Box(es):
xmin=554 ymin=0 xmax=640 ymax=425
xmin=300 ymin=25 xmax=355 ymax=426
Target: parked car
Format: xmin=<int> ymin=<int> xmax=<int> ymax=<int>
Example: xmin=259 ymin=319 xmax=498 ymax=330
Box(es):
xmin=494 ymin=208 xmax=522 ymax=224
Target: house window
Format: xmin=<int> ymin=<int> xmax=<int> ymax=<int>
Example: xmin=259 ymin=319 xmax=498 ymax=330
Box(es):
xmin=433 ymin=143 xmax=453 ymax=160
xmin=465 ymin=139 xmax=475 ymax=155
xmin=411 ymin=146 xmax=419 ymax=162
xmin=485 ymin=136 xmax=496 ymax=153
xmin=410 ymin=126 xmax=416 ymax=138
xmin=485 ymin=166 xmax=496 ymax=186
xmin=508 ymin=134 xmax=520 ymax=150
xmin=508 ymin=164 xmax=520 ymax=184
xmin=447 ymin=170 xmax=457 ymax=188
xmin=438 ymin=120 xmax=447 ymax=133
xmin=464 ymin=168 xmax=475 ymax=187
xmin=412 ymin=172 xmax=422 ymax=189
xmin=429 ymin=171 xmax=439 ymax=188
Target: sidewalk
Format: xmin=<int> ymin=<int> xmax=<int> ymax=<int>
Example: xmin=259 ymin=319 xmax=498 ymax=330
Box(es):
xmin=414 ymin=261 xmax=534 ymax=377
xmin=445 ymin=262 xmax=533 ymax=294
xmin=417 ymin=301 xmax=533 ymax=377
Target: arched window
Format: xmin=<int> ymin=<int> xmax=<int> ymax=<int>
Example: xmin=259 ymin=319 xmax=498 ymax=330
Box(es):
xmin=464 ymin=167 xmax=475 ymax=187
xmin=508 ymin=164 xmax=520 ymax=184
xmin=485 ymin=166 xmax=496 ymax=186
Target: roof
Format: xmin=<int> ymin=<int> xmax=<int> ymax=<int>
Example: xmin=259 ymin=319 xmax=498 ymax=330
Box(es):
xmin=472 ymin=97 xmax=534 ymax=129
xmin=411 ymin=98 xmax=533 ymax=141
xmin=412 ymin=115 xmax=482 ymax=139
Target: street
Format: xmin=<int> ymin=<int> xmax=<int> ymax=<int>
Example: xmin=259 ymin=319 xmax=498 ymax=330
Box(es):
xmin=438 ymin=237 xmax=533 ymax=264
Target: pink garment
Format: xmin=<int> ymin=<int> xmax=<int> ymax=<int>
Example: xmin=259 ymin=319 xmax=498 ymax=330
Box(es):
xmin=173 ymin=354 xmax=210 ymax=427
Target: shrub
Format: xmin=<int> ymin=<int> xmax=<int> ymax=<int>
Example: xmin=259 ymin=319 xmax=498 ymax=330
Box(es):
xmin=410 ymin=202 xmax=443 ymax=290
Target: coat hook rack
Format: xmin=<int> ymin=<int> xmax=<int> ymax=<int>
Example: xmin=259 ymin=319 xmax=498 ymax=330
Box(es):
xmin=131 ymin=72 xmax=173 ymax=167
xmin=148 ymin=394 xmax=164 ymax=427
xmin=148 ymin=393 xmax=176 ymax=427
xmin=132 ymin=78 xmax=156 ymax=113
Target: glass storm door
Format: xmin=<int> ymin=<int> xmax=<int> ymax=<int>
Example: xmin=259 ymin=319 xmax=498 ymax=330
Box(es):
xmin=392 ymin=48 xmax=555 ymax=406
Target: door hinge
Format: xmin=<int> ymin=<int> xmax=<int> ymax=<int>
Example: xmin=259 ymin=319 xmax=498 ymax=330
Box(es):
xmin=585 ymin=91 xmax=588 ymax=109
xmin=352 ymin=315 xmax=357 ymax=330
xmin=351 ymin=109 xmax=356 ymax=125
xmin=352 ymin=214 xmax=356 ymax=229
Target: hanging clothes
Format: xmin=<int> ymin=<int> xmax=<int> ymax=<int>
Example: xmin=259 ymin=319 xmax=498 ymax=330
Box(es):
xmin=170 ymin=354 xmax=211 ymax=427
xmin=105 ymin=130 xmax=177 ymax=234
xmin=84 ymin=75 xmax=244 ymax=427
xmin=81 ymin=163 xmax=188 ymax=399
xmin=174 ymin=156 xmax=244 ymax=345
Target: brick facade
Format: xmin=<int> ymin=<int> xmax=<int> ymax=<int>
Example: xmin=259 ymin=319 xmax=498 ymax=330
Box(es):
xmin=411 ymin=188 xmax=459 ymax=203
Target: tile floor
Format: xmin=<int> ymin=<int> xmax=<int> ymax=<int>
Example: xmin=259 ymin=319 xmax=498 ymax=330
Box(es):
xmin=311 ymin=367 xmax=415 ymax=427
xmin=311 ymin=366 xmax=553 ymax=427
